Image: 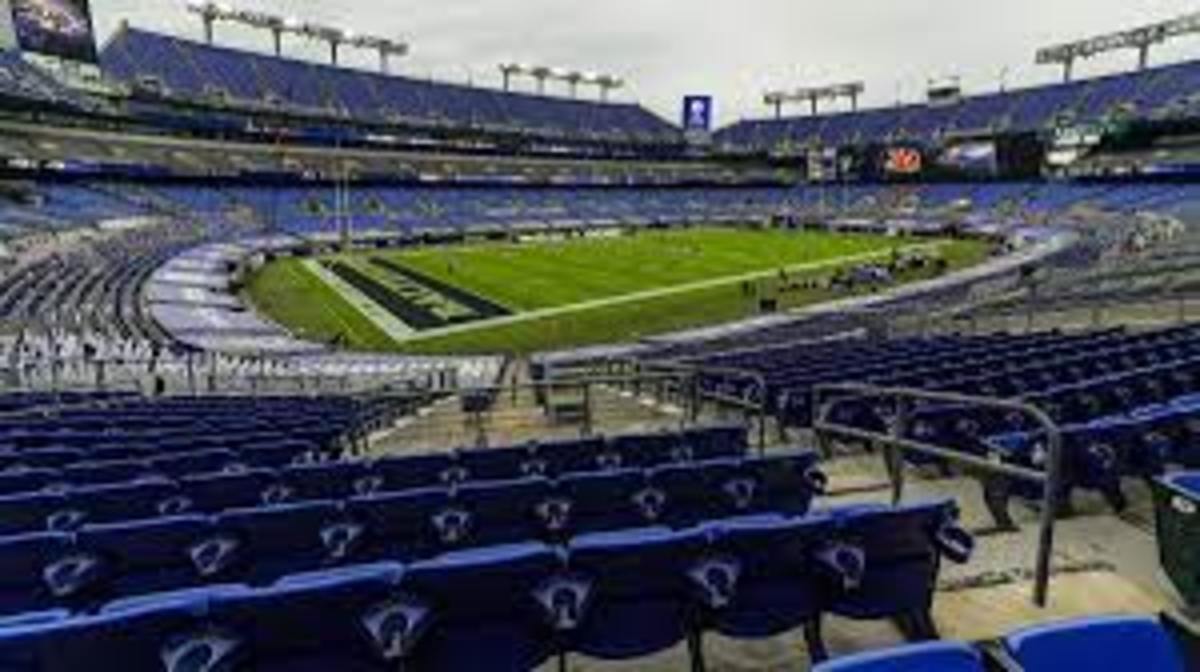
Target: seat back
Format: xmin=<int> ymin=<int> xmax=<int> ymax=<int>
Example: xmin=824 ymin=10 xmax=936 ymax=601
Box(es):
xmin=79 ymin=515 xmax=214 ymax=599
xmin=566 ymin=526 xmax=709 ymax=659
xmin=403 ymin=542 xmax=561 ymax=671
xmin=1004 ymin=615 xmax=1186 ymax=672
xmin=812 ymin=641 xmax=983 ymax=671
xmin=209 ymin=563 xmax=405 ymax=672
xmin=704 ymin=513 xmax=837 ymax=638
xmin=829 ymin=500 xmax=970 ymax=620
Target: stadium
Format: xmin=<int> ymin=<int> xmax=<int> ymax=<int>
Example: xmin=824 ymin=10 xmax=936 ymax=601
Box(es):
xmin=4 ymin=0 xmax=1200 ymax=669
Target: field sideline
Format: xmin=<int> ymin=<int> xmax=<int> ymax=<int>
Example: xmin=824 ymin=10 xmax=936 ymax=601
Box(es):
xmin=243 ymin=227 xmax=991 ymax=355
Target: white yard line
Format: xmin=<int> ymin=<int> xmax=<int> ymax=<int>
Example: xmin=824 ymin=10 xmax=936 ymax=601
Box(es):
xmin=301 ymin=259 xmax=416 ymax=340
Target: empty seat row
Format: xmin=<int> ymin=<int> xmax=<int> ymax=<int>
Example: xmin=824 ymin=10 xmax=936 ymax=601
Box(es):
xmin=831 ymin=343 xmax=1200 ymax=458
xmin=767 ymin=325 xmax=1200 ymax=428
xmin=772 ymin=330 xmax=1142 ymax=426
xmin=0 ymin=427 xmax=754 ymax=534
xmin=0 ymin=452 xmax=825 ymax=612
xmin=0 ymin=499 xmax=972 ymax=671
xmin=983 ymin=393 xmax=1200 ymax=518
xmin=0 ymin=423 xmax=745 ymax=498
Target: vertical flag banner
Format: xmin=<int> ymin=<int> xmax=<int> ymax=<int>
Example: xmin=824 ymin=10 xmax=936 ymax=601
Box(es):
xmin=682 ymin=95 xmax=713 ymax=132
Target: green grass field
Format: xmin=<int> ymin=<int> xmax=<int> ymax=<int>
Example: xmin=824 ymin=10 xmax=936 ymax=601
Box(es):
xmin=383 ymin=229 xmax=896 ymax=311
xmin=243 ymin=228 xmax=991 ymax=355
xmin=243 ymin=258 xmax=397 ymax=350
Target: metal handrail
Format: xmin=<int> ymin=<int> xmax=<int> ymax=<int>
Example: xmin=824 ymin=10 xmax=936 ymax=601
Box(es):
xmin=812 ymin=382 xmax=1064 ymax=608
xmin=621 ymin=357 xmax=772 ymax=452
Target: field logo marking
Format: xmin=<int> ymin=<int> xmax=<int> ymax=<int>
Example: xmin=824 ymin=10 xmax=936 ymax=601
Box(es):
xmin=301 ymin=259 xmax=415 ymax=341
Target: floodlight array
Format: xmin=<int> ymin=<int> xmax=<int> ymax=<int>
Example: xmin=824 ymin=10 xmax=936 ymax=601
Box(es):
xmin=497 ymin=62 xmax=624 ymax=100
xmin=184 ymin=1 xmax=408 ymax=69
xmin=1036 ymin=11 xmax=1200 ymax=80
xmin=763 ymin=82 xmax=865 ymax=118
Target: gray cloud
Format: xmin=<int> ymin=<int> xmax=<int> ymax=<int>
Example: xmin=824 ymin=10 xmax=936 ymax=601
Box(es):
xmin=89 ymin=0 xmax=1200 ymax=126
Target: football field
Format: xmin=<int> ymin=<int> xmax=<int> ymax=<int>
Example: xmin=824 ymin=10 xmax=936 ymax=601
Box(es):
xmin=244 ymin=227 xmax=990 ymax=355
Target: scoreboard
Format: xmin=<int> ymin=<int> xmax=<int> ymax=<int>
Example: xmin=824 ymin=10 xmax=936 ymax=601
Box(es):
xmin=5 ymin=0 xmax=97 ymax=62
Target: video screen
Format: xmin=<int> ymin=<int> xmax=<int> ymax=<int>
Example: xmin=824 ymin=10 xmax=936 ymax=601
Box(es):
xmin=11 ymin=0 xmax=97 ymax=62
xmin=882 ymin=146 xmax=923 ymax=175
xmin=937 ymin=140 xmax=998 ymax=175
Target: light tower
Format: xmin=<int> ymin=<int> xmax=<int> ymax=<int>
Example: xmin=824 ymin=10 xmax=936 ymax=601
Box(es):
xmin=499 ymin=63 xmax=523 ymax=91
xmin=1037 ymin=11 xmax=1200 ymax=82
xmin=530 ymin=66 xmax=552 ymax=94
xmin=184 ymin=2 xmax=409 ymax=73
xmin=594 ymin=74 xmax=623 ymax=102
xmin=762 ymin=82 xmax=864 ymax=118
xmin=495 ymin=62 xmax=625 ymax=101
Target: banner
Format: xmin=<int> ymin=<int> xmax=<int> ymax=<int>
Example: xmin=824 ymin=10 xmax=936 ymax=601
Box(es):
xmin=681 ymin=95 xmax=713 ymax=132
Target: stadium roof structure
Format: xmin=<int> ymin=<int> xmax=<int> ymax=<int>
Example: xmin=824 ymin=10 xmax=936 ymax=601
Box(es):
xmin=1037 ymin=11 xmax=1200 ymax=81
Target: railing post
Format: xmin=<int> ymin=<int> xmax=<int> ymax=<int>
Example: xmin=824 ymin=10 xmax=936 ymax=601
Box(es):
xmin=94 ymin=359 xmax=107 ymax=392
xmin=689 ymin=373 xmax=701 ymax=424
xmin=813 ymin=382 xmax=1062 ymax=608
xmin=582 ymin=381 xmax=593 ymax=438
xmin=887 ymin=397 xmax=911 ymax=506
xmin=1034 ymin=425 xmax=1063 ymax=608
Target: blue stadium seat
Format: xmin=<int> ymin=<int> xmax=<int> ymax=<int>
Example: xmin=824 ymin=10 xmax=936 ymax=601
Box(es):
xmin=7 ymin=448 xmax=84 ymax=470
xmin=565 ymin=526 xmax=709 ymax=661
xmin=560 ymin=469 xmax=657 ymax=534
xmin=0 ymin=491 xmax=80 ymax=535
xmin=348 ymin=487 xmax=456 ymax=560
xmin=457 ymin=445 xmax=529 ymax=482
xmin=373 ymin=454 xmax=459 ymax=492
xmin=42 ymin=585 xmax=256 ymax=672
xmin=611 ymin=431 xmax=679 ymax=468
xmin=649 ymin=459 xmax=746 ymax=525
xmin=80 ymin=514 xmax=215 ymax=600
xmin=62 ymin=459 xmax=155 ymax=487
xmin=180 ymin=468 xmax=279 ymax=513
xmin=0 ymin=468 xmax=61 ymax=498
xmin=402 ymin=542 xmax=561 ymax=671
xmin=453 ymin=477 xmax=557 ymax=546
xmin=812 ymin=641 xmax=984 ymax=671
xmin=0 ymin=532 xmax=74 ymax=616
xmin=214 ymin=500 xmax=348 ymax=584
xmin=205 ymin=563 xmax=406 ymax=671
xmin=0 ymin=608 xmax=72 ymax=672
xmin=148 ymin=449 xmax=238 ymax=478
xmin=1003 ymin=615 xmax=1188 ymax=672
xmin=67 ymin=479 xmax=181 ymax=526
xmin=539 ymin=437 xmax=606 ymax=476
xmin=697 ymin=513 xmax=841 ymax=662
xmin=281 ymin=461 xmax=373 ymax=501
xmin=827 ymin=500 xmax=973 ymax=639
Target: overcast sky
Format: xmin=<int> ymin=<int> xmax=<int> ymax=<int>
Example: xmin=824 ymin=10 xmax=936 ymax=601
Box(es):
xmin=90 ymin=0 xmax=1200 ymax=126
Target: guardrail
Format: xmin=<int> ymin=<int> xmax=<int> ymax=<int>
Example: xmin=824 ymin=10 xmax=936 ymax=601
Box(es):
xmin=600 ymin=357 xmax=771 ymax=452
xmin=811 ymin=382 xmax=1064 ymax=608
xmin=373 ymin=367 xmax=764 ymax=454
